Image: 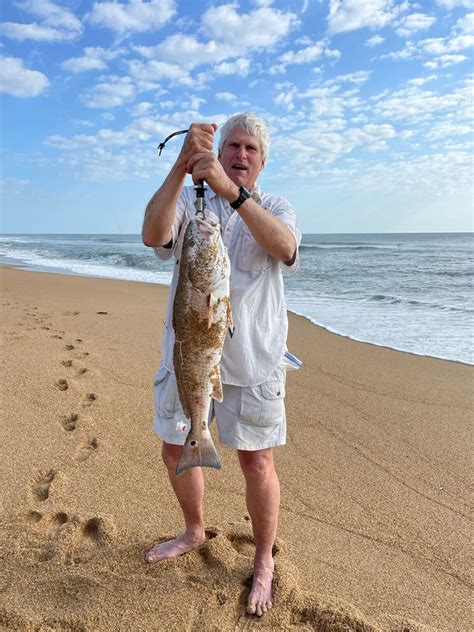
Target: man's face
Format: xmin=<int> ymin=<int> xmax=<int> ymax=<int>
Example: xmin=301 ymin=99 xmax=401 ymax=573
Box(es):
xmin=218 ymin=126 xmax=265 ymax=189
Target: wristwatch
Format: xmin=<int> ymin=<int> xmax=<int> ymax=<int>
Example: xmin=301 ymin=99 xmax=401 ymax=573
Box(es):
xmin=230 ymin=186 xmax=251 ymax=209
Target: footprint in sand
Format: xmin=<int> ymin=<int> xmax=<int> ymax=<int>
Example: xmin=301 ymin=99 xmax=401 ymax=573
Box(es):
xmin=48 ymin=511 xmax=69 ymax=526
xmin=60 ymin=413 xmax=78 ymax=432
xmin=75 ymin=438 xmax=98 ymax=462
xmin=82 ymin=393 xmax=97 ymax=407
xmin=16 ymin=510 xmax=43 ymax=524
xmin=55 ymin=378 xmax=68 ymax=391
xmin=31 ymin=470 xmax=56 ymax=501
xmin=96 ymin=311 xmax=108 ymax=315
xmin=60 ymin=358 xmax=87 ymax=376
xmin=51 ymin=334 xmax=63 ymax=339
xmin=66 ymin=516 xmax=115 ymax=564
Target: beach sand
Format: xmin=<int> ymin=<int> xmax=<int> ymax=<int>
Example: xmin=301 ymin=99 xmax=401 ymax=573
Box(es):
xmin=0 ymin=265 xmax=472 ymax=631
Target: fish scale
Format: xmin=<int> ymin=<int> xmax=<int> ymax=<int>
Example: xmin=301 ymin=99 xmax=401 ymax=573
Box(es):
xmin=173 ymin=212 xmax=232 ymax=476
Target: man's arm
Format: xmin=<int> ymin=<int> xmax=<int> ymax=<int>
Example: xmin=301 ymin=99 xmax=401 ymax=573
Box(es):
xmin=232 ymin=197 xmax=297 ymax=263
xmin=188 ymin=152 xmax=297 ymax=262
xmin=142 ymin=123 xmax=217 ymax=248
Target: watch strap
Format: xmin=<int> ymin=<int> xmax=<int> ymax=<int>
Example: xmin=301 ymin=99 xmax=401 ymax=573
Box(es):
xmin=230 ymin=186 xmax=251 ymax=210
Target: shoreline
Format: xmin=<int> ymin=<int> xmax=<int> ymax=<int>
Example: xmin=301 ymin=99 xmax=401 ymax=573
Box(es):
xmin=1 ymin=260 xmax=471 ymax=368
xmin=1 ymin=265 xmax=472 ymax=631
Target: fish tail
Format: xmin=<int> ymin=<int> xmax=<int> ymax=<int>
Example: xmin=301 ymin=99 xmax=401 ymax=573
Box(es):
xmin=176 ymin=431 xmax=221 ymax=476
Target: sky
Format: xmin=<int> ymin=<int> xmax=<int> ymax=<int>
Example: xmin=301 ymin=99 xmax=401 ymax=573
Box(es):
xmin=0 ymin=0 xmax=473 ymax=235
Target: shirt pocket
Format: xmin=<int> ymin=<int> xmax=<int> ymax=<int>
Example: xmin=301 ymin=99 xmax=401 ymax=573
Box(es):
xmin=237 ymin=229 xmax=270 ymax=272
xmin=153 ymin=367 xmax=180 ymax=419
xmin=239 ymin=378 xmax=285 ymax=427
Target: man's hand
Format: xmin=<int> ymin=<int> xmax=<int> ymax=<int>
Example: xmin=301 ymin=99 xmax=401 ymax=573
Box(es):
xmin=177 ymin=123 xmax=217 ymax=174
xmin=187 ymin=152 xmax=238 ymax=202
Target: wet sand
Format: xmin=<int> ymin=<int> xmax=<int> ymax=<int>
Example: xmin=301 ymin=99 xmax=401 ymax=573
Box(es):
xmin=0 ymin=265 xmax=472 ymax=631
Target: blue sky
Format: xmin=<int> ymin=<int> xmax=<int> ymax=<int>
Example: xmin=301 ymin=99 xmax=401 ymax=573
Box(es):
xmin=0 ymin=0 xmax=473 ymax=234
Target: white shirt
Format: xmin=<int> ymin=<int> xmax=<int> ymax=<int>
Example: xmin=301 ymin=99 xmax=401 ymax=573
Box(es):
xmin=154 ymin=184 xmax=301 ymax=386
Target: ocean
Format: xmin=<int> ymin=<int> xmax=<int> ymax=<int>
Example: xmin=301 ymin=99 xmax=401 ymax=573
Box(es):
xmin=1 ymin=232 xmax=472 ymax=365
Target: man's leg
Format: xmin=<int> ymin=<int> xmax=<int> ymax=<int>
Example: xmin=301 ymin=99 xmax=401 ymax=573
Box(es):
xmin=145 ymin=441 xmax=206 ymax=562
xmin=238 ymin=448 xmax=280 ymax=617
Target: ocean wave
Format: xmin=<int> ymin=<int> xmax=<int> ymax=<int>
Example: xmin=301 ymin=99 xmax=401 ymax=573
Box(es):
xmin=367 ymin=293 xmax=473 ymax=313
xmin=286 ymin=307 xmax=474 ymax=366
xmin=299 ymin=243 xmax=395 ymax=251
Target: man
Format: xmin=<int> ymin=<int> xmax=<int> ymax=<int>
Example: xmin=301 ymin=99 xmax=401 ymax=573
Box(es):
xmin=142 ymin=113 xmax=301 ymax=617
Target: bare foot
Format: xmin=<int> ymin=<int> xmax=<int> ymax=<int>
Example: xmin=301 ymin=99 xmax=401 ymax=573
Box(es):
xmin=145 ymin=531 xmax=205 ymax=563
xmin=247 ymin=559 xmax=274 ymax=617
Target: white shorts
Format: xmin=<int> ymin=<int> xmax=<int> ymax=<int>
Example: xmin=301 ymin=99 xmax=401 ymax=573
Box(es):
xmin=152 ymin=364 xmax=287 ymax=451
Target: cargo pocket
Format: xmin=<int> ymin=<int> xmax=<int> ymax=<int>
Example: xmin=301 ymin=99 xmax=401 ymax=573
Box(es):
xmin=237 ymin=230 xmax=270 ymax=273
xmin=153 ymin=366 xmax=180 ymax=419
xmin=240 ymin=377 xmax=285 ymax=427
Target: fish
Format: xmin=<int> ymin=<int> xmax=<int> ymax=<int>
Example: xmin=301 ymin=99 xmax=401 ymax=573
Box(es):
xmin=173 ymin=212 xmax=232 ymax=476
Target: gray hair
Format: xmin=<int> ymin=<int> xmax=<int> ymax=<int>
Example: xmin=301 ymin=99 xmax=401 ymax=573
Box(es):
xmin=218 ymin=112 xmax=270 ymax=162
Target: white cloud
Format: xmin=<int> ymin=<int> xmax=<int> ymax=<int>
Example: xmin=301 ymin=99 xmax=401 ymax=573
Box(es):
xmin=280 ymin=42 xmax=325 ymax=64
xmin=182 ymin=96 xmax=206 ymax=111
xmin=279 ymin=40 xmax=341 ymax=65
xmin=214 ymin=58 xmax=251 ymax=76
xmin=366 ymin=34 xmax=385 ymax=46
xmin=88 ymin=0 xmax=176 ymax=34
xmin=455 ymin=12 xmax=474 ymax=34
xmin=373 ymin=83 xmax=472 ymax=122
xmin=327 ymin=70 xmax=372 ymax=84
xmin=382 ymin=14 xmax=474 ymax=66
xmin=72 ymin=119 xmax=96 ymax=128
xmin=420 ymin=33 xmax=474 ymax=55
xmin=201 ymin=3 xmax=298 ymax=49
xmin=425 ymin=121 xmax=473 ymax=140
xmin=275 ymin=86 xmax=298 ymax=110
xmin=327 ymin=0 xmax=402 ymax=35
xmin=216 ymin=92 xmax=238 ymax=102
xmin=62 ymin=47 xmax=124 ymax=73
xmin=128 ymin=5 xmax=296 ymax=78
xmin=128 ymin=59 xmax=193 ymax=87
xmin=407 ymin=74 xmax=437 ymax=85
xmin=395 ymin=12 xmax=436 ymax=38
xmin=134 ymin=35 xmax=234 ymax=69
xmin=81 ymin=76 xmax=136 ymax=108
xmin=0 ymin=0 xmax=82 ymax=41
xmin=0 ymin=56 xmax=49 ymax=97
xmin=17 ymin=0 xmax=81 ymax=29
xmin=424 ymin=53 xmax=469 ymax=67
xmin=435 ymin=0 xmax=474 ymax=8
xmin=129 ymin=101 xmax=154 ymax=117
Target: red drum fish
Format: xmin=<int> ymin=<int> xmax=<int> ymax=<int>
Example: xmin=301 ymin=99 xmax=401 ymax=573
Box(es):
xmin=173 ymin=212 xmax=232 ymax=476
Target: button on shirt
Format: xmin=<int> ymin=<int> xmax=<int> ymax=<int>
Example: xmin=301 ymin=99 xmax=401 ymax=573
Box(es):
xmin=154 ymin=184 xmax=301 ymax=387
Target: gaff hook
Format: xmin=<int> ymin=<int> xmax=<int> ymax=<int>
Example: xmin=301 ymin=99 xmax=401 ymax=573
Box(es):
xmin=157 ymin=128 xmax=207 ymax=217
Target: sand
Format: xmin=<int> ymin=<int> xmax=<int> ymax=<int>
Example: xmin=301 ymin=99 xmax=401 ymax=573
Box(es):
xmin=0 ymin=265 xmax=472 ymax=632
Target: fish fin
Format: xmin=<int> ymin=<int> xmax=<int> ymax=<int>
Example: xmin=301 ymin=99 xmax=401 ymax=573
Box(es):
xmin=176 ymin=431 xmax=221 ymax=476
xmin=226 ymin=300 xmax=234 ymax=338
